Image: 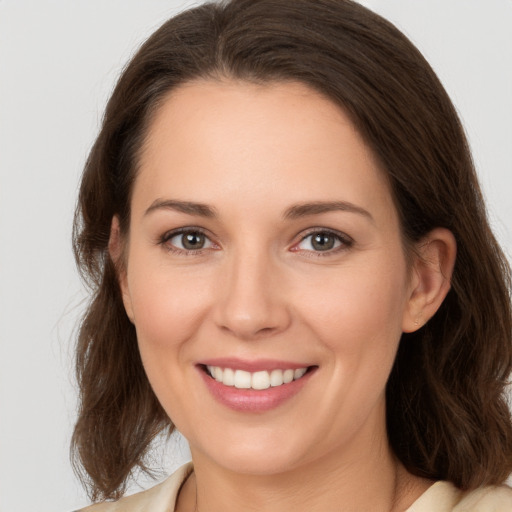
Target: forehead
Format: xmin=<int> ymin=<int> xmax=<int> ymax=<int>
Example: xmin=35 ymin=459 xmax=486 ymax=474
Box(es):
xmin=135 ymin=79 xmax=395 ymax=223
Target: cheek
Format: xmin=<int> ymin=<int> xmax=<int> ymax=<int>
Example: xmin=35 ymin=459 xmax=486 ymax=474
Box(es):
xmin=126 ymin=256 xmax=215 ymax=376
xmin=292 ymin=256 xmax=409 ymax=440
xmin=127 ymin=266 xmax=215 ymax=421
xmin=132 ymin=284 xmax=204 ymax=346
xmin=299 ymin=254 xmax=408 ymax=368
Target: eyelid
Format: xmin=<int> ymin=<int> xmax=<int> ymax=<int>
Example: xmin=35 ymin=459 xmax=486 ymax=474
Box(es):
xmin=291 ymin=227 xmax=354 ymax=255
xmin=157 ymin=226 xmax=352 ymax=256
xmin=160 ymin=226 xmax=208 ymax=241
xmin=159 ymin=226 xmax=219 ymax=254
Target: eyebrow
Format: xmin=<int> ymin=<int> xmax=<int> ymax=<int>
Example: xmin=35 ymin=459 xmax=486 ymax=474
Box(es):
xmin=283 ymin=201 xmax=374 ymax=222
xmin=144 ymin=198 xmax=373 ymax=222
xmin=144 ymin=199 xmax=217 ymax=218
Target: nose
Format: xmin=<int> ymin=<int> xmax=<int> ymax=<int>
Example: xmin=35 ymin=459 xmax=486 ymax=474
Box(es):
xmin=213 ymin=248 xmax=291 ymax=340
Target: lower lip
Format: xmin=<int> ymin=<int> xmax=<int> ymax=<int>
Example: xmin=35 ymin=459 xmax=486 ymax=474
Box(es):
xmin=198 ymin=367 xmax=315 ymax=413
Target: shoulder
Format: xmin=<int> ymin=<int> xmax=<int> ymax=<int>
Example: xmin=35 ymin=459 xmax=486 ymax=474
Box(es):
xmin=75 ymin=463 xmax=193 ymax=512
xmin=408 ymin=480 xmax=512 ymax=511
xmin=454 ymin=483 xmax=512 ymax=511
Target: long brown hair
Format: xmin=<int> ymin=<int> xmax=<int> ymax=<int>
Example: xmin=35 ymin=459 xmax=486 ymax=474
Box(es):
xmin=72 ymin=0 xmax=512 ymax=501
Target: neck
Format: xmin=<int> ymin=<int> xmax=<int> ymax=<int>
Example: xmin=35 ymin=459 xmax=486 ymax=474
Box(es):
xmin=176 ymin=433 xmax=430 ymax=512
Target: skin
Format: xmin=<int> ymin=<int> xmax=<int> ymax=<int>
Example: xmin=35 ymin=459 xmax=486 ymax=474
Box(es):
xmin=112 ymin=80 xmax=456 ymax=512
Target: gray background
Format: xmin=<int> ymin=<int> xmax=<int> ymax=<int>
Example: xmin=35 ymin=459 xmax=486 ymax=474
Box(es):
xmin=0 ymin=1 xmax=511 ymax=510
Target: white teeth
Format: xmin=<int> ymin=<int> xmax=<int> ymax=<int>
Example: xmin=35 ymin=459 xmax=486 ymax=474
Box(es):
xmin=213 ymin=366 xmax=223 ymax=382
xmin=283 ymin=369 xmax=294 ymax=383
xmin=234 ymin=369 xmax=252 ymax=389
xmin=252 ymin=371 xmax=271 ymax=390
xmin=270 ymin=369 xmax=284 ymax=387
xmin=206 ymin=365 xmax=309 ymax=389
xmin=223 ymin=367 xmax=235 ymax=386
xmin=294 ymin=368 xmax=307 ymax=380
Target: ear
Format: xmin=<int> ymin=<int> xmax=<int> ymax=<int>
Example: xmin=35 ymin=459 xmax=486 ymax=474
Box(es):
xmin=402 ymin=228 xmax=457 ymax=333
xmin=109 ymin=216 xmax=134 ymax=323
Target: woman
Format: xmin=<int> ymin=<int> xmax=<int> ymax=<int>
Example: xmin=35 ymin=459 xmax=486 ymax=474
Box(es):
xmin=72 ymin=0 xmax=512 ymax=510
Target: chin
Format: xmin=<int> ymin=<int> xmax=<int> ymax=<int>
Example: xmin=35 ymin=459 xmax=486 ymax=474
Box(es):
xmin=217 ymin=450 xmax=305 ymax=476
xmin=189 ymin=427 xmax=318 ymax=476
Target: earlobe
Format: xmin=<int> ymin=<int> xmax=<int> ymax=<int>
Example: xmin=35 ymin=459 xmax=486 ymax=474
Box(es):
xmin=402 ymin=228 xmax=457 ymax=333
xmin=109 ymin=216 xmax=134 ymax=323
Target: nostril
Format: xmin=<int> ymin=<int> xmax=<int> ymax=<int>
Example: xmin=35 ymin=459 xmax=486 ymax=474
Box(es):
xmin=256 ymin=326 xmax=277 ymax=336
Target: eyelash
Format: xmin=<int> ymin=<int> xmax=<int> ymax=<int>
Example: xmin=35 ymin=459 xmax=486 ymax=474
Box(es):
xmin=158 ymin=227 xmax=353 ymax=257
xmin=292 ymin=228 xmax=353 ymax=257
xmin=159 ymin=227 xmax=216 ymax=256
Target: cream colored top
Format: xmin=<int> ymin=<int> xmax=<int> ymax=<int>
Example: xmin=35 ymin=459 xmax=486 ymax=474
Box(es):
xmin=79 ymin=463 xmax=512 ymax=511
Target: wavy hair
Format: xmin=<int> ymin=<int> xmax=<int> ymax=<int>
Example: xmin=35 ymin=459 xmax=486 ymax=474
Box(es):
xmin=72 ymin=0 xmax=512 ymax=501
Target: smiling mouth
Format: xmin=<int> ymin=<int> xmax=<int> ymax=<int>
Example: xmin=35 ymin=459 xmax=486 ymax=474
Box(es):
xmin=202 ymin=365 xmax=316 ymax=390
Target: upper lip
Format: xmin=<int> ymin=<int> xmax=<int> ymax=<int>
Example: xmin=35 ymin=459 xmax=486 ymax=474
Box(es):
xmin=197 ymin=357 xmax=315 ymax=373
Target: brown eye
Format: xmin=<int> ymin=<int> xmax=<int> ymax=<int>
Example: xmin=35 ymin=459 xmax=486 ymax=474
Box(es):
xmin=311 ymin=233 xmax=336 ymax=251
xmin=182 ymin=232 xmax=206 ymax=250
xmin=166 ymin=230 xmax=212 ymax=251
xmin=296 ymin=230 xmax=350 ymax=253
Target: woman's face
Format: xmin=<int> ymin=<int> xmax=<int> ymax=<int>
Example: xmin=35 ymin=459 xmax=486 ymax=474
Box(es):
xmin=119 ymin=80 xmax=419 ymax=475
